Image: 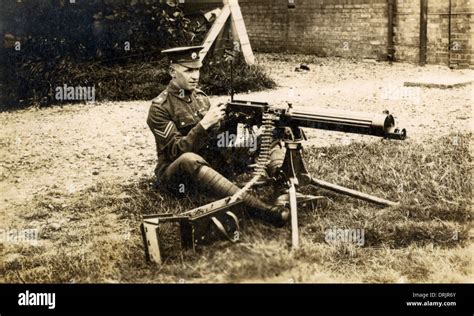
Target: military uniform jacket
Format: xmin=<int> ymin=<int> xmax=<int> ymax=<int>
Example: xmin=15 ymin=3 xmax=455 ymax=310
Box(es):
xmin=147 ymin=81 xmax=213 ymax=179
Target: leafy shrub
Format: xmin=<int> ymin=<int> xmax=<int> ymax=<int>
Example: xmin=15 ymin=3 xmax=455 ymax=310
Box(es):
xmin=0 ymin=1 xmax=208 ymax=108
xmin=0 ymin=1 xmax=274 ymax=109
xmin=200 ymin=53 xmax=276 ymax=95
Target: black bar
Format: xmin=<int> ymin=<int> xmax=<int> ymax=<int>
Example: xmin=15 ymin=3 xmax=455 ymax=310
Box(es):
xmin=0 ymin=284 xmax=471 ymax=315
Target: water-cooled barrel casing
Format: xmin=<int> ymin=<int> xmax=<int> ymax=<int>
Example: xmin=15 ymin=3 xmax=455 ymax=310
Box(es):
xmin=283 ymin=107 xmax=407 ymax=140
xmin=226 ymin=100 xmax=406 ymax=140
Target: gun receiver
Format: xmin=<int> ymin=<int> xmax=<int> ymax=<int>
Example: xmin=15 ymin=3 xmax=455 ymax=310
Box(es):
xmin=226 ymin=100 xmax=406 ymax=140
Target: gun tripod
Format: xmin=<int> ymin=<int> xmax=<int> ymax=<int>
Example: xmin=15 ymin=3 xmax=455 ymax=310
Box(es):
xmin=277 ymin=133 xmax=398 ymax=249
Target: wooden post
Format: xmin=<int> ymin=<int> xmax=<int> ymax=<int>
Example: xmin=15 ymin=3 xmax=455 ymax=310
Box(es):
xmin=387 ymin=0 xmax=395 ymax=61
xmin=200 ymin=0 xmax=255 ymax=65
xmin=419 ymin=0 xmax=428 ymax=66
xmin=227 ymin=0 xmax=255 ymax=64
xmin=448 ymin=0 xmax=452 ymax=68
xmin=200 ymin=5 xmax=231 ymax=62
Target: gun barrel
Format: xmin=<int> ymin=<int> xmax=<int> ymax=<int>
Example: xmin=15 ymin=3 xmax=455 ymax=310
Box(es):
xmin=225 ymin=101 xmax=406 ymax=140
xmin=284 ymin=107 xmax=406 ymax=140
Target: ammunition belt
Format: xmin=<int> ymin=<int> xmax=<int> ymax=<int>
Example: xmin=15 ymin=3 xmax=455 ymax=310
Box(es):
xmin=229 ymin=112 xmax=276 ymax=203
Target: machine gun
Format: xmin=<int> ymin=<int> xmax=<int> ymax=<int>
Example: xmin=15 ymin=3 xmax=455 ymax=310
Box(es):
xmin=142 ymin=50 xmax=406 ymax=262
xmin=225 ymin=100 xmax=406 ymax=140
xmin=223 ymin=100 xmax=406 ymax=248
xmin=142 ymin=98 xmax=406 ymax=263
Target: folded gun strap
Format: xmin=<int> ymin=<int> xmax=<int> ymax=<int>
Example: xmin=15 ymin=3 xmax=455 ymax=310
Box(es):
xmin=211 ymin=216 xmax=237 ymax=243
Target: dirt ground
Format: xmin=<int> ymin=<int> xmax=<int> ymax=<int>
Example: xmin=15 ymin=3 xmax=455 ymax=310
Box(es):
xmin=1 ymin=54 xmax=472 ymax=217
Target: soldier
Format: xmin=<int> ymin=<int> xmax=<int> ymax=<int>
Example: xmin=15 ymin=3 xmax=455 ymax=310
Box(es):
xmin=147 ymin=46 xmax=289 ymax=226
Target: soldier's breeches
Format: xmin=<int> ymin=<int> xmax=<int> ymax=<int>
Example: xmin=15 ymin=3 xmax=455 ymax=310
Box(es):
xmin=160 ymin=152 xmax=287 ymax=225
xmin=195 ymin=165 xmax=287 ymax=225
xmin=160 ymin=152 xmax=209 ymax=193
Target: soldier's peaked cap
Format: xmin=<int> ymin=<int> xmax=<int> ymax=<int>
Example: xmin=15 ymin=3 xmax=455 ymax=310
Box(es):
xmin=162 ymin=46 xmax=204 ymax=68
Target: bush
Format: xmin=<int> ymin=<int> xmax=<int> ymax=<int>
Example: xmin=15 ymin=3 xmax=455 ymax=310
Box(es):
xmin=0 ymin=1 xmax=274 ymax=109
xmin=200 ymin=53 xmax=276 ymax=95
xmin=0 ymin=0 xmax=205 ymax=109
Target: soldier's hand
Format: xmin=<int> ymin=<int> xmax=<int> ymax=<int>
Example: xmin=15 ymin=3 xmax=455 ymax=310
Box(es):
xmin=200 ymin=102 xmax=226 ymax=130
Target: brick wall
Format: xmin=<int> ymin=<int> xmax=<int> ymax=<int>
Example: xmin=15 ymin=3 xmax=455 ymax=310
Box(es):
xmin=185 ymin=0 xmax=473 ymax=68
xmin=396 ymin=0 xmax=473 ymax=68
xmin=447 ymin=0 xmax=473 ymax=68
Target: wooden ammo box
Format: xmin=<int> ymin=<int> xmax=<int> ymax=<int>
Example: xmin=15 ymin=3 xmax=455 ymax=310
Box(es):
xmin=141 ymin=197 xmax=246 ymax=264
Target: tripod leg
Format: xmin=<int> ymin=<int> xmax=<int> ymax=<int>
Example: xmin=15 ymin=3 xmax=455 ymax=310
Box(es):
xmin=309 ymin=177 xmax=399 ymax=207
xmin=289 ymin=178 xmax=299 ymax=249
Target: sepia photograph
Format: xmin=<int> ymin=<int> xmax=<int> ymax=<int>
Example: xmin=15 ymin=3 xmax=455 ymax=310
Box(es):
xmin=0 ymin=0 xmax=472 ymax=313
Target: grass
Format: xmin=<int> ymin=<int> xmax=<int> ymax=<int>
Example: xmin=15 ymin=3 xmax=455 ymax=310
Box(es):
xmin=1 ymin=134 xmax=472 ymax=283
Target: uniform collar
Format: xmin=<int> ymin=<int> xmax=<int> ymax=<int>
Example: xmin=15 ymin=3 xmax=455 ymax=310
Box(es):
xmin=167 ymin=81 xmax=195 ymax=102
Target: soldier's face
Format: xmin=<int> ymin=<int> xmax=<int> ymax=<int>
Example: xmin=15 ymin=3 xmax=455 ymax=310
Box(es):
xmin=171 ymin=64 xmax=200 ymax=91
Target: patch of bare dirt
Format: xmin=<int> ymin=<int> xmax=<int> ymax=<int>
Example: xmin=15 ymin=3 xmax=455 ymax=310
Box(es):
xmin=1 ymin=54 xmax=472 ymax=227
